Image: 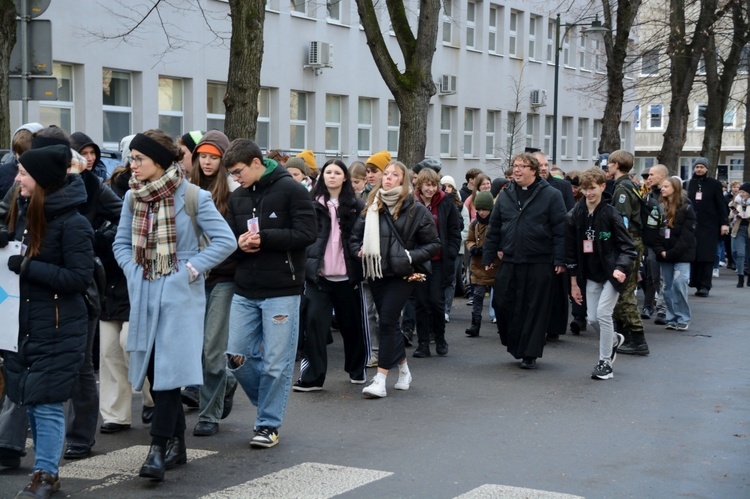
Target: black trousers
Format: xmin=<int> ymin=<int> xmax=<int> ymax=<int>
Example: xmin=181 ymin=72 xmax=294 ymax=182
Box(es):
xmin=415 ymin=261 xmax=446 ymax=344
xmin=690 ymin=261 xmax=714 ymax=291
xmin=65 ymin=316 xmax=99 ymax=447
xmin=548 ymin=270 xmax=569 ymax=336
xmin=369 ymin=276 xmax=415 ymax=370
xmin=146 ymin=350 xmax=185 ymax=442
xmin=300 ymin=278 xmax=368 ymax=386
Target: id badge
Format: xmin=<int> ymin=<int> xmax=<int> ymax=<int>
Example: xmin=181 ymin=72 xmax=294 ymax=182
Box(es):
xmin=664 ymin=228 xmax=671 ymax=239
xmin=583 ymin=240 xmax=594 ymax=253
xmin=247 ymin=217 xmax=259 ymax=234
xmin=696 ymin=192 xmax=703 ymax=201
xmin=20 ymin=243 xmax=27 ymax=255
xmin=147 ymin=213 xmax=154 ymax=233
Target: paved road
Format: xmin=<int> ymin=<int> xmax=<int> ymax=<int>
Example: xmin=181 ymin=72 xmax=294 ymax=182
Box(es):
xmin=1 ymin=270 xmax=749 ymax=498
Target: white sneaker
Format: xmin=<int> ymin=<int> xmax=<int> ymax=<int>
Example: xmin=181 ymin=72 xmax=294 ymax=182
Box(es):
xmin=366 ymin=355 xmax=378 ymax=368
xmin=444 ymin=313 xmax=450 ymax=323
xmin=362 ymin=377 xmax=386 ymax=398
xmin=394 ymin=371 xmax=412 ymax=391
xmin=713 ymin=268 xmax=720 ymax=278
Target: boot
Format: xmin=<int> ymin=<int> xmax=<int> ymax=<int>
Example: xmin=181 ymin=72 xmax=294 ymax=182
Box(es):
xmin=15 ymin=470 xmax=60 ymax=498
xmin=139 ymin=444 xmax=166 ymax=481
xmin=412 ymin=341 xmax=431 ymax=358
xmin=738 ymin=275 xmax=745 ymax=288
xmin=617 ymin=332 xmax=649 ymax=356
xmin=435 ymin=337 xmax=449 ymax=356
xmin=465 ymin=316 xmax=481 ymax=337
xmin=164 ymin=436 xmax=187 ymax=470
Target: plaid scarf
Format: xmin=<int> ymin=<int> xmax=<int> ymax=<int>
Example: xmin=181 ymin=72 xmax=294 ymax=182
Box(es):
xmin=129 ymin=164 xmax=182 ymax=281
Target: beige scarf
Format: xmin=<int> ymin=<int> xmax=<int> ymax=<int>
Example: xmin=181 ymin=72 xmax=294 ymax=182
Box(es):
xmin=362 ymin=186 xmax=403 ymax=279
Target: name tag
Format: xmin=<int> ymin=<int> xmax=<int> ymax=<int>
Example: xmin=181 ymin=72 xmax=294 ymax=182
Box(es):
xmin=696 ymin=192 xmax=703 ymax=201
xmin=664 ymin=228 xmax=671 ymax=239
xmin=583 ymin=240 xmax=594 ymax=253
xmin=247 ymin=217 xmax=259 ymax=234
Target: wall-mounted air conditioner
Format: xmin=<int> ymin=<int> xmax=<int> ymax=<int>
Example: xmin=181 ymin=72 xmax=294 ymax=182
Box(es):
xmin=530 ymin=89 xmax=547 ymax=107
xmin=439 ymin=74 xmax=457 ymax=94
xmin=309 ymin=41 xmax=333 ymax=67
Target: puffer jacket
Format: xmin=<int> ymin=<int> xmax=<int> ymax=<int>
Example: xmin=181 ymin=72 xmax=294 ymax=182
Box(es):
xmin=4 ymin=174 xmax=94 ymax=406
xmin=652 ymin=201 xmax=697 ymax=263
xmin=466 ymin=218 xmax=500 ymax=285
xmin=350 ymin=195 xmax=441 ymax=278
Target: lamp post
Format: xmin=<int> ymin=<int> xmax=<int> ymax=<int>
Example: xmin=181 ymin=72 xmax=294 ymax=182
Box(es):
xmin=552 ymin=13 xmax=609 ymax=166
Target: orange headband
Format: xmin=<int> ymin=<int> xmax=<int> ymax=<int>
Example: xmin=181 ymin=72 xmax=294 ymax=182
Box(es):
xmin=196 ymin=143 xmax=222 ymax=157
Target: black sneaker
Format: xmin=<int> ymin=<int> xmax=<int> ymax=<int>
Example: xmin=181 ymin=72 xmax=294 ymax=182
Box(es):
xmin=611 ymin=333 xmax=625 ymax=365
xmin=591 ymin=360 xmax=613 ymax=380
xmin=654 ymin=312 xmax=667 ymax=325
xmin=292 ymin=380 xmax=323 ymax=392
xmin=181 ymin=386 xmax=200 ymax=408
xmin=640 ymin=306 xmax=653 ymax=320
xmin=250 ymin=427 xmax=279 ymax=448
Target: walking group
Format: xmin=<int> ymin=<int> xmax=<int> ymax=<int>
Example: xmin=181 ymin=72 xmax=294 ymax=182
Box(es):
xmin=0 ymin=122 xmax=744 ymax=498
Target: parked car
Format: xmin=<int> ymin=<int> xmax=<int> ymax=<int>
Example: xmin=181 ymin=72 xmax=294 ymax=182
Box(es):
xmin=100 ymin=149 xmax=122 ymax=177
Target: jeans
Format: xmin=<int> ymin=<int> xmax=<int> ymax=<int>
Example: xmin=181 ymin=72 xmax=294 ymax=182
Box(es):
xmin=732 ymin=228 xmax=750 ymax=276
xmin=226 ymin=294 xmax=300 ymax=429
xmin=585 ymin=280 xmax=620 ymax=362
xmin=199 ymin=282 xmax=237 ymax=423
xmin=28 ymin=403 xmax=65 ymax=475
xmin=660 ymin=262 xmax=691 ymax=324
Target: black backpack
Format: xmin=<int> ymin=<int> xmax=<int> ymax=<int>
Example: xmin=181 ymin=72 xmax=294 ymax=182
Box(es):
xmin=636 ymin=188 xmax=664 ymax=246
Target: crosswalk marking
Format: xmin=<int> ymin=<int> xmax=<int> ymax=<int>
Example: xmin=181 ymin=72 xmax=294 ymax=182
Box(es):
xmin=200 ymin=462 xmax=393 ymax=499
xmin=455 ymin=484 xmax=585 ymax=499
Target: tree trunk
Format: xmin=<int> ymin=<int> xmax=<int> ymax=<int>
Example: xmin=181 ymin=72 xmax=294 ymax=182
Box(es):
xmin=746 ymin=48 xmax=750 ymax=182
xmin=356 ymin=0 xmax=440 ymax=169
xmin=223 ymin=0 xmax=265 ymax=142
xmin=599 ymin=0 xmax=641 ymax=154
xmin=0 ymin=1 xmax=17 ymax=148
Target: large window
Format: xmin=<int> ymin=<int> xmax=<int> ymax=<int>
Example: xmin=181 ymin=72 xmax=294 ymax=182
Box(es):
xmin=290 ymin=90 xmax=307 ymax=150
xmin=696 ymin=104 xmax=707 ymax=128
xmin=102 ymin=69 xmax=132 ymax=146
xmin=561 ymin=117 xmax=572 ymax=159
xmin=206 ymin=81 xmax=226 ymax=132
xmin=641 ymin=50 xmax=659 ymax=76
xmin=579 ymin=34 xmax=588 ymax=70
xmin=488 ymin=6 xmax=499 ymax=54
xmin=39 ymin=63 xmax=73 ymax=133
xmin=466 ymin=1 xmax=476 ymax=49
xmin=440 ymin=106 xmax=453 ymax=157
xmin=256 ymin=88 xmax=270 ymax=151
xmin=544 ymin=115 xmax=553 ymax=154
xmin=327 ymin=0 xmax=341 ymax=21
xmin=464 ymin=108 xmax=476 ymax=157
xmin=546 ymin=19 xmax=555 ymax=63
xmin=442 ymin=0 xmax=454 ymax=45
xmin=509 ymin=10 xmax=519 ymax=57
xmin=562 ymin=30 xmax=571 ymax=66
xmin=506 ymin=112 xmax=518 ymax=154
xmin=387 ymin=100 xmax=400 ymax=155
xmin=592 ymin=120 xmax=602 ymax=158
xmin=358 ymin=98 xmax=373 ymax=155
xmin=577 ymin=118 xmax=588 ymax=159
xmin=158 ymin=77 xmax=183 ymax=140
xmin=291 ymin=0 xmax=307 ymax=15
xmin=525 ymin=114 xmax=536 ymax=148
xmin=649 ymin=104 xmax=663 ymax=129
xmin=486 ymin=110 xmax=498 ymax=157
xmin=325 ymin=94 xmax=342 ymax=153
xmin=528 ymin=15 xmax=538 ymax=60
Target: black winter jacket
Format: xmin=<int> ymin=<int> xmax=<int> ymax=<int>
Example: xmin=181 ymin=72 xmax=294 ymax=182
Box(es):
xmin=99 ymin=171 xmax=131 ymax=321
xmin=306 ymin=196 xmax=365 ymax=284
xmin=482 ymin=178 xmax=566 ymax=267
xmin=565 ymin=197 xmax=637 ymax=293
xmin=652 ymin=202 xmax=697 ymax=263
xmin=4 ymin=175 xmax=94 ymax=406
xmin=226 ymin=161 xmax=317 ymax=299
xmin=350 ymin=196 xmax=441 ymax=278
xmin=415 ymin=190 xmax=462 ymax=287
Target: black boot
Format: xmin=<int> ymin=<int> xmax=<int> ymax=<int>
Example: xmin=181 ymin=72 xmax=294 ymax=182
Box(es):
xmin=738 ymin=276 xmax=745 ymax=288
xmin=465 ymin=316 xmax=481 ymax=337
xmin=164 ymin=436 xmax=187 ymax=470
xmin=618 ymin=332 xmax=649 ymax=356
xmin=435 ymin=337 xmax=449 ymax=356
xmin=412 ymin=341 xmax=431 ymax=358
xmin=139 ymin=444 xmax=166 ymax=481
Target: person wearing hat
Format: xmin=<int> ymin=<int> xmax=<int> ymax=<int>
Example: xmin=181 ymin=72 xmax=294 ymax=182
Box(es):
xmin=2 ymin=145 xmax=95 ymax=497
xmin=296 ymin=150 xmax=318 ymax=178
xmin=177 ymin=130 xmax=205 ymax=177
xmin=113 ymin=129 xmax=236 ymax=480
xmin=685 ymin=157 xmax=729 ymax=297
xmin=186 ymin=130 xmax=240 ymax=437
xmin=365 ymin=150 xmax=391 ymax=193
xmin=729 ymin=182 xmax=750 ymax=287
xmin=0 ymin=122 xmax=43 ymax=199
xmin=284 ymin=157 xmax=313 ymax=192
xmin=70 ymin=131 xmax=109 ymax=181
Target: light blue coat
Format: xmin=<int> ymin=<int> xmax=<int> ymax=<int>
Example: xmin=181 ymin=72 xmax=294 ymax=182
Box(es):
xmin=113 ymin=181 xmax=237 ymax=391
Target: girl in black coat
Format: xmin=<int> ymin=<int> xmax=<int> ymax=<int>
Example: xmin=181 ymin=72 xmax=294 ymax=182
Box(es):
xmin=3 ymin=145 xmax=94 ymax=496
xmin=351 ymin=161 xmax=440 ymax=398
xmin=294 ymin=160 xmax=368 ymax=392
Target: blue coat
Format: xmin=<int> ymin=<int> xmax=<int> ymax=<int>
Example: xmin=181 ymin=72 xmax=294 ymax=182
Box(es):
xmin=113 ymin=180 xmax=237 ymax=391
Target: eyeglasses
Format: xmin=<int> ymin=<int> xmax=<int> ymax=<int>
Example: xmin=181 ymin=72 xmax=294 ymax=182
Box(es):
xmin=228 ymin=165 xmax=247 ymax=178
xmin=512 ymin=164 xmax=532 ymax=170
xmin=127 ymin=155 xmax=145 ymax=167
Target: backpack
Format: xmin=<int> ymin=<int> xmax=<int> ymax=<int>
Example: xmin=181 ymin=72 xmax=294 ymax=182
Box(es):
xmin=634 ymin=187 xmax=663 ymax=246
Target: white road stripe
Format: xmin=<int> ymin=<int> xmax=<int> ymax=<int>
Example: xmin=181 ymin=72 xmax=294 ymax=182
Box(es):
xmin=200 ymin=462 xmax=393 ymax=499
xmin=455 ymin=484 xmax=585 ymax=499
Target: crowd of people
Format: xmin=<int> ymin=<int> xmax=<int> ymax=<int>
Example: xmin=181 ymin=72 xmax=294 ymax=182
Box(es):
xmin=0 ymin=122 xmax=746 ymax=498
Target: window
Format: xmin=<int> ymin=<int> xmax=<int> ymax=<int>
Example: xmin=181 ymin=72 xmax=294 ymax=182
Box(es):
xmin=546 ymin=19 xmax=555 ymax=63
xmin=593 ymin=38 xmax=605 ymax=72
xmin=509 ymin=10 xmax=519 ymax=57
xmin=649 ymin=104 xmax=663 ymax=129
xmin=561 ymin=117 xmax=572 ymax=159
xmin=464 ymin=108 xmax=476 ymax=157
xmin=358 ymin=97 xmax=373 ymax=155
xmin=442 ymin=0 xmax=454 ymax=45
xmin=290 ymin=90 xmax=307 ymax=150
xmin=102 ymin=69 xmax=132 ymax=146
xmin=641 ymin=50 xmax=659 ymax=76
xmin=256 ymin=88 xmax=270 ymax=151
xmin=696 ymin=104 xmax=707 ymax=128
xmin=327 ymin=0 xmax=341 ymax=21
xmin=440 ymin=106 xmax=453 ymax=157
xmin=291 ymin=0 xmax=306 ymax=15
xmin=325 ymin=94 xmax=342 ymax=153
xmin=543 ymin=115 xmax=553 ymax=154
xmin=592 ymin=120 xmax=602 ymax=158
xmin=39 ymin=63 xmax=73 ymax=133
xmin=466 ymin=1 xmax=476 ymax=49
xmin=488 ymin=6 xmax=499 ymax=54
xmin=506 ymin=112 xmax=518 ymax=154
xmin=387 ymin=100 xmax=400 ymax=155
xmin=579 ymin=34 xmax=588 ymax=70
xmin=739 ymin=45 xmax=750 ymax=74
xmin=525 ymin=114 xmax=536 ymax=148
xmin=528 ymin=15 xmax=538 ymax=60
xmin=562 ymin=30 xmax=571 ymax=66
xmin=577 ymin=118 xmax=588 ymax=159
xmin=158 ymin=77 xmax=183 ymax=140
xmin=724 ymin=107 xmax=736 ymax=128
xmin=486 ymin=110 xmax=498 ymax=157
xmin=634 ymin=105 xmax=641 ymax=130
xmin=206 ymin=81 xmax=226 ymax=132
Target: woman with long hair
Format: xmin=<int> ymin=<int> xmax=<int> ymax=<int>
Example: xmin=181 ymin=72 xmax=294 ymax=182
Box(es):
xmin=653 ymin=177 xmax=697 ymax=331
xmin=113 ymin=129 xmax=235 ymax=481
xmin=3 ymin=145 xmax=94 ymax=497
xmin=351 ymin=161 xmax=440 ymax=398
xmin=294 ymin=159 xmax=368 ymax=391
xmin=464 ymin=173 xmax=492 ymax=222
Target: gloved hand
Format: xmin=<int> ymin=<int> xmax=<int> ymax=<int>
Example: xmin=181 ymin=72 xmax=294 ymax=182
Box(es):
xmin=474 ymin=247 xmax=484 ymax=257
xmin=0 ymin=230 xmax=9 ymax=249
xmin=8 ymin=255 xmax=24 ymax=275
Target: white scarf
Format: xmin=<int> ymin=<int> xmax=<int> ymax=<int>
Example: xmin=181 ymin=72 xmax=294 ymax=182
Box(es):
xmin=362 ymin=186 xmax=403 ymax=279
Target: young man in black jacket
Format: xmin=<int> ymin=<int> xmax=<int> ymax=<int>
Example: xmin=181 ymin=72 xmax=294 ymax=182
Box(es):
xmin=567 ymin=168 xmax=636 ymax=380
xmin=223 ymin=139 xmax=316 ymax=449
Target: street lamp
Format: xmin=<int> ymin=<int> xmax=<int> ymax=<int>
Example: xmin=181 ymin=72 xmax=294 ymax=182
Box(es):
xmin=552 ymin=14 xmax=609 ymax=166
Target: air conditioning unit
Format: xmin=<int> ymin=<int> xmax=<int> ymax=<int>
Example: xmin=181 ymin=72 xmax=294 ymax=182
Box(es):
xmin=308 ymin=41 xmax=333 ymax=67
xmin=530 ymin=89 xmax=547 ymax=107
xmin=439 ymin=74 xmax=457 ymax=94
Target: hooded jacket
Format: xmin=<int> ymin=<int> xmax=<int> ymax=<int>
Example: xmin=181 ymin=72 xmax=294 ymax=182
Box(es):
xmin=70 ymin=132 xmax=108 ymax=181
xmin=652 ymin=201 xmax=697 ymax=263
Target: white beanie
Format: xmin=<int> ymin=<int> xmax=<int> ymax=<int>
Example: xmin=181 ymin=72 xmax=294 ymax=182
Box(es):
xmin=13 ymin=122 xmax=43 ymax=138
xmin=440 ymin=175 xmax=458 ymax=191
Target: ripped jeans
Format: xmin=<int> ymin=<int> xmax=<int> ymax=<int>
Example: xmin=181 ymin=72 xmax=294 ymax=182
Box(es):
xmin=226 ymin=294 xmax=300 ymax=429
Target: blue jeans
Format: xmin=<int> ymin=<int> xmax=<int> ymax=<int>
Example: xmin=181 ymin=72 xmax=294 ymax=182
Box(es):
xmin=660 ymin=262 xmax=691 ymax=324
xmin=732 ymin=228 xmax=749 ymax=276
xmin=226 ymin=294 xmax=300 ymax=429
xmin=28 ymin=403 xmax=65 ymax=475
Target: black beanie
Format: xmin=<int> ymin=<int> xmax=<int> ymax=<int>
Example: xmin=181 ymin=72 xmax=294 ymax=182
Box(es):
xmin=19 ymin=145 xmax=71 ymax=190
xmin=739 ymin=182 xmax=750 ymax=194
xmin=180 ymin=131 xmax=204 ymax=154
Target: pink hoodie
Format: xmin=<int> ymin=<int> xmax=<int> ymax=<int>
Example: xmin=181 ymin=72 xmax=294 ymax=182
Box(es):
xmin=318 ymin=197 xmax=348 ymax=278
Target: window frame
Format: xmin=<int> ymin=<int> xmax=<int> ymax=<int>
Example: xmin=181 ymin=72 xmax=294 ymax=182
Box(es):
xmin=486 ymin=110 xmax=498 ymax=158
xmin=440 ymin=105 xmax=453 ymax=158
xmin=256 ymin=88 xmax=271 ymax=151
xmin=463 ymin=108 xmax=476 ymax=158
xmin=357 ymin=97 xmax=373 ymax=156
xmin=387 ymin=100 xmax=400 ymax=156
xmin=466 ymin=1 xmax=476 ymax=50
xmin=102 ymin=69 xmax=133 ymax=148
xmin=488 ymin=5 xmax=499 ymax=54
xmin=289 ymin=90 xmax=308 ymax=151
xmin=325 ymin=94 xmax=343 ymax=155
xmin=648 ymin=104 xmax=663 ymax=129
xmin=39 ymin=62 xmax=74 ymax=134
xmin=508 ymin=10 xmax=519 ymax=57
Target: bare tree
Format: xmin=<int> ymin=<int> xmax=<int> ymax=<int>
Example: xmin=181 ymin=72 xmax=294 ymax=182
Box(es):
xmin=355 ymin=0 xmax=440 ymax=169
xmin=0 ymin=0 xmax=16 ymax=148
